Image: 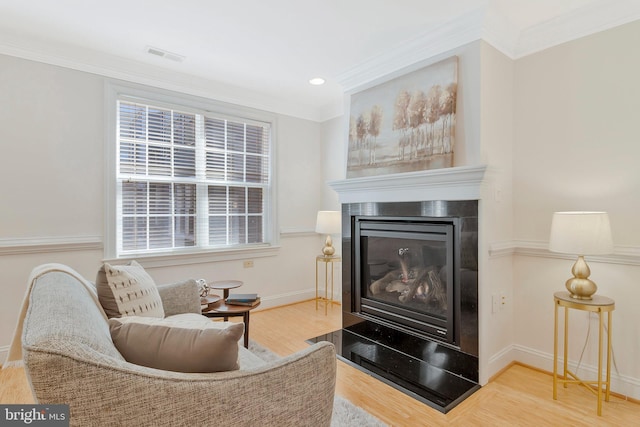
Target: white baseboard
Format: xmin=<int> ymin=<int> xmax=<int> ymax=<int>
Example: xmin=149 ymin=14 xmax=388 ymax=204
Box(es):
xmin=239 ymin=288 xmax=341 ymax=312
xmin=0 ymin=345 xmax=8 ymax=366
xmin=485 ymin=344 xmax=515 ymax=382
xmin=489 ymin=344 xmax=640 ymax=400
xmin=256 ymin=289 xmax=315 ymax=310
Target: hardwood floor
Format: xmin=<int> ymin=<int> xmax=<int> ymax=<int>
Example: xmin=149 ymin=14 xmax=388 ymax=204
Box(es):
xmin=252 ymin=300 xmax=640 ymax=426
xmin=1 ymin=300 xmax=638 ymax=426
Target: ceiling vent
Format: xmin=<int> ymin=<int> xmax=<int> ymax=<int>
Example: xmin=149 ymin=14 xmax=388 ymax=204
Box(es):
xmin=145 ymin=46 xmax=185 ymax=63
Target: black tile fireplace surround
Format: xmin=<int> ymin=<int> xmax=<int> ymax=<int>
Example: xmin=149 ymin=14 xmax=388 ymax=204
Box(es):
xmin=310 ymin=200 xmax=479 ymax=413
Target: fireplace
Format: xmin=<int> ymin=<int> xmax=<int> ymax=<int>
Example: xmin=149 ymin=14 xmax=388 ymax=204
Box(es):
xmin=354 ymin=216 xmax=458 ymax=345
xmin=310 ymin=199 xmax=480 ymax=413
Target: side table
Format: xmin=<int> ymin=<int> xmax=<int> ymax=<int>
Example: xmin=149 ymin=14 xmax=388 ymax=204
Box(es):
xmin=553 ymin=291 xmax=615 ymax=416
xmin=200 ymin=295 xmax=221 ymax=311
xmin=316 ymin=255 xmax=341 ymax=314
xmin=209 ymin=280 xmax=243 ymax=321
xmin=202 ymin=300 xmax=260 ymax=348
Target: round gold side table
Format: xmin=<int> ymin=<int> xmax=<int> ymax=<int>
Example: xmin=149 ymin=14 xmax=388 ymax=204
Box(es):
xmin=553 ymin=291 xmax=615 ymax=416
xmin=315 ymin=255 xmax=341 ymax=315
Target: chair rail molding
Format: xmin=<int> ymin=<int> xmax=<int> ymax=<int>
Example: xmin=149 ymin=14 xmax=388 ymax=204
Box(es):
xmin=0 ymin=236 xmax=103 ymax=255
xmin=488 ymin=240 xmax=640 ymax=266
xmin=280 ymin=227 xmax=316 ymax=238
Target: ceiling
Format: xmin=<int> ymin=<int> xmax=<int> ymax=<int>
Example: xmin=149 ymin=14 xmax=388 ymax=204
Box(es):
xmin=1 ymin=0 xmax=639 ymax=121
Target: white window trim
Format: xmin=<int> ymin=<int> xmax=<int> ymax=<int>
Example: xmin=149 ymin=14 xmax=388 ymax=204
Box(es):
xmin=104 ymin=81 xmax=279 ymax=264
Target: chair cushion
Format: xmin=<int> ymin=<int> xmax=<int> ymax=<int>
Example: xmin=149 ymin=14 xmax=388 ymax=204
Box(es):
xmin=97 ymin=261 xmax=164 ymax=318
xmin=109 ymin=313 xmax=244 ymax=373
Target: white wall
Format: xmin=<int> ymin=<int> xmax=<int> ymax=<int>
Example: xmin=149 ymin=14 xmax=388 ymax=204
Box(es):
xmin=0 ymin=54 xmax=326 ymax=359
xmin=319 ymin=116 xmax=343 ymax=210
xmin=316 ymin=116 xmax=345 ymax=294
xmin=478 ymin=41 xmax=515 ymax=383
xmin=1 ymin=55 xmax=104 ymax=237
xmin=512 ymin=20 xmax=640 ymax=398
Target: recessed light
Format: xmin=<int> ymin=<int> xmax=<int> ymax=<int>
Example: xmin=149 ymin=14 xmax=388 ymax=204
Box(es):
xmin=309 ymin=77 xmax=326 ymax=86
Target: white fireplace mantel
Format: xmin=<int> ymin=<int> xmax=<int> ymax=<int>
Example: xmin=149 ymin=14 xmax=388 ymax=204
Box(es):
xmin=329 ymin=165 xmax=487 ymax=204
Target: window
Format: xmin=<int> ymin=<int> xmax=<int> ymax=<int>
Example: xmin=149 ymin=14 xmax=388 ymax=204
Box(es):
xmin=113 ymin=95 xmax=273 ymax=258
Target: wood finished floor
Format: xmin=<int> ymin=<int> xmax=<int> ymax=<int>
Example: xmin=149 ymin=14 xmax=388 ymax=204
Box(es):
xmin=1 ymin=300 xmax=639 ymax=426
xmin=251 ymin=301 xmax=640 ymax=426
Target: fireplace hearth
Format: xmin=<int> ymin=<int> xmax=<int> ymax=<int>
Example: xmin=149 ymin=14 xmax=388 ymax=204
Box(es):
xmin=310 ymin=199 xmax=479 ymax=413
xmin=309 ymin=320 xmax=479 ymax=412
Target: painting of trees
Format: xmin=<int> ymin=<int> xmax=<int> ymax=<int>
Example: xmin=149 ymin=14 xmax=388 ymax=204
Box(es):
xmin=368 ymin=105 xmax=383 ymax=164
xmin=347 ymin=56 xmax=457 ymax=178
xmin=392 ymin=90 xmax=411 ymax=160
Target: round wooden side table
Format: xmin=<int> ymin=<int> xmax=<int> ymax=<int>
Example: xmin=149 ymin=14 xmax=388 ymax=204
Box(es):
xmin=209 ymin=280 xmax=243 ymax=321
xmin=202 ymin=300 xmax=260 ymax=348
xmin=200 ymin=295 xmax=221 ymax=311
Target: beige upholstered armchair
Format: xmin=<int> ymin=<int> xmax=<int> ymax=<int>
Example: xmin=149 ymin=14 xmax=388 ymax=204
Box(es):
xmin=21 ymin=266 xmax=336 ymax=426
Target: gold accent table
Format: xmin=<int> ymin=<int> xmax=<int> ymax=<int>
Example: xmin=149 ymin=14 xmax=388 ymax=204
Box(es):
xmin=315 ymin=255 xmax=341 ymax=314
xmin=553 ymin=291 xmax=615 ymax=416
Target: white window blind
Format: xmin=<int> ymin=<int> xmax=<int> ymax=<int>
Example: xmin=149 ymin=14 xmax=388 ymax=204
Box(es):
xmin=116 ymin=99 xmax=271 ymax=256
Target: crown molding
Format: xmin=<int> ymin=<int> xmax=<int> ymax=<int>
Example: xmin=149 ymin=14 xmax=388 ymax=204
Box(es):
xmin=513 ymin=0 xmax=640 ymax=59
xmin=0 ymin=32 xmax=325 ymax=122
xmin=335 ymin=7 xmax=485 ymax=94
xmin=2 ymin=2 xmax=639 ymax=123
xmin=480 ymin=7 xmax=520 ymax=59
xmin=334 ymin=2 xmax=640 ymax=94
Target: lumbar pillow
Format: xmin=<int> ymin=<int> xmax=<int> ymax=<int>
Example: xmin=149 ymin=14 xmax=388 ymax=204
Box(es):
xmin=109 ymin=313 xmax=244 ymax=372
xmin=97 ymin=261 xmax=164 ymax=318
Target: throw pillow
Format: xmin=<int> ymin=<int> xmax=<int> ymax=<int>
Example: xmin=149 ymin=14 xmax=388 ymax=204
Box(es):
xmin=97 ymin=261 xmax=164 ymax=318
xmin=109 ymin=313 xmax=244 ymax=372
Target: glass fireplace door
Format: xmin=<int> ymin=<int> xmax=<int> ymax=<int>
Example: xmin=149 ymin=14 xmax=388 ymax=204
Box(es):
xmin=355 ymin=218 xmax=456 ymax=344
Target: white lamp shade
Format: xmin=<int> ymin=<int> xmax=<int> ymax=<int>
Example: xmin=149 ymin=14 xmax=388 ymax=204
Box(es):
xmin=315 ymin=211 xmax=341 ymax=234
xmin=549 ymin=211 xmax=613 ymax=255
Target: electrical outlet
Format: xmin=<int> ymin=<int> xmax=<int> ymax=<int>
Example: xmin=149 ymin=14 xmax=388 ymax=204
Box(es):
xmin=243 ymin=260 xmax=254 ymax=268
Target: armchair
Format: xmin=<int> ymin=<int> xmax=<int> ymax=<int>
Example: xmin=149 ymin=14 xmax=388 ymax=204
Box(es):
xmin=21 ymin=266 xmax=336 ymax=426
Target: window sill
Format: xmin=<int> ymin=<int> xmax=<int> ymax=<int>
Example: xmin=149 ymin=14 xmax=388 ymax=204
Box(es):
xmin=104 ymin=245 xmax=280 ymax=269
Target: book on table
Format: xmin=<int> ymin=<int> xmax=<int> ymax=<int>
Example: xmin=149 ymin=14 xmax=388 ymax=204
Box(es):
xmin=226 ymin=293 xmax=259 ymax=306
xmin=225 ymin=297 xmax=260 ymax=307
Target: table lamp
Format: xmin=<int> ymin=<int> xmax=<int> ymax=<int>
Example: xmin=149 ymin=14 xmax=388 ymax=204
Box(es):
xmin=549 ymin=211 xmax=613 ymax=300
xmin=315 ymin=211 xmax=341 ymax=257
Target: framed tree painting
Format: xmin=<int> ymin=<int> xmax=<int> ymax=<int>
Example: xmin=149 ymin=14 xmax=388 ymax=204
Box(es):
xmin=347 ymin=56 xmax=458 ymax=178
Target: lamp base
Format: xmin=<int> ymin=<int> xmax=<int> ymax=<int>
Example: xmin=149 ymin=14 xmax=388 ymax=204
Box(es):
xmin=321 ymin=235 xmax=335 ymax=257
xmin=565 ymin=277 xmax=597 ymax=300
xmin=565 ymin=255 xmax=597 ymax=300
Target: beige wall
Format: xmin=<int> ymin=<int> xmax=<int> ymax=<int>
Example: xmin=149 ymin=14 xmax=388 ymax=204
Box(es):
xmin=478 ymin=41 xmax=515 ymax=383
xmin=514 ymin=21 xmax=640 ymax=243
xmin=512 ymin=20 xmax=640 ymax=398
xmin=0 ymin=54 xmax=327 ymax=359
xmin=1 ymin=55 xmax=104 ymax=238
